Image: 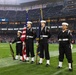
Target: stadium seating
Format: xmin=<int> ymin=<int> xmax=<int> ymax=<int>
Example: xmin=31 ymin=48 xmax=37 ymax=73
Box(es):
xmin=0 ymin=5 xmax=76 ymax=22
xmin=0 ymin=4 xmax=76 ymax=43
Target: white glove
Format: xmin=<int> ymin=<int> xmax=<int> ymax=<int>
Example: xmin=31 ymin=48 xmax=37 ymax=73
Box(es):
xmin=23 ymin=42 xmax=25 ymax=45
xmin=36 ymin=42 xmax=39 ymax=45
xmin=10 ymin=43 xmax=12 ymax=45
xmin=71 ymin=44 xmax=73 ymax=49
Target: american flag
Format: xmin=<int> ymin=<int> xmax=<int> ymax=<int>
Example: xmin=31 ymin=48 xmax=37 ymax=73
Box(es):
xmin=20 ymin=10 xmax=28 ymax=61
xmin=21 ymin=27 xmax=27 ymax=61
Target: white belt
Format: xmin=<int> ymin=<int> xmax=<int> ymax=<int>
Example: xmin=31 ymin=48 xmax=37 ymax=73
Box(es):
xmin=40 ymin=35 xmax=48 ymax=38
xmin=16 ymin=41 xmax=21 ymax=43
xmin=27 ymin=36 xmax=33 ymax=38
xmin=59 ymin=39 xmax=69 ymax=41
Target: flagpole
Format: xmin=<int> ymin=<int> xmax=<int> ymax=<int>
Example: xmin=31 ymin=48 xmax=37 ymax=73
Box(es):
xmin=48 ymin=18 xmax=50 ymax=26
xmin=40 ymin=8 xmax=43 ymax=20
xmin=36 ymin=8 xmax=44 ymax=64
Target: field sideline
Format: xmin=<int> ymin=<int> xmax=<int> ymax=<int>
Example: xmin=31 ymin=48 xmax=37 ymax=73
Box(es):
xmin=0 ymin=43 xmax=76 ymax=75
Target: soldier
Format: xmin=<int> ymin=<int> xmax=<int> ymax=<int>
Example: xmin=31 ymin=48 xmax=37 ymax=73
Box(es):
xmin=57 ymin=22 xmax=73 ymax=71
xmin=38 ymin=20 xmax=51 ymax=66
xmin=11 ymin=31 xmax=22 ymax=60
xmin=25 ymin=21 xmax=36 ymax=63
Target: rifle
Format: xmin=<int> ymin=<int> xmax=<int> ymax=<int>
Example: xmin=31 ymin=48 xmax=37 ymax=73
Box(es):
xmin=36 ymin=43 xmax=40 ymax=64
xmin=36 ymin=44 xmax=38 ymax=64
xmin=9 ymin=43 xmax=15 ymax=60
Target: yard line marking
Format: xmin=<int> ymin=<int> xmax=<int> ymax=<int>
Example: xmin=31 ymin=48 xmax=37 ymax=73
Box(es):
xmin=52 ymin=64 xmax=76 ymax=75
xmin=0 ymin=57 xmax=23 ymax=68
xmin=0 ymin=65 xmax=22 ymax=74
xmin=50 ymin=48 xmax=76 ymax=57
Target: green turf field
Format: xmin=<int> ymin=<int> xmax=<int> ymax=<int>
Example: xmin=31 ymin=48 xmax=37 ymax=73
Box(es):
xmin=0 ymin=43 xmax=76 ymax=75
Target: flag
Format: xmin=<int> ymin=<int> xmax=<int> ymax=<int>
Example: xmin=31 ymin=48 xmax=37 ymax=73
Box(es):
xmin=9 ymin=43 xmax=15 ymax=60
xmin=36 ymin=8 xmax=43 ymax=64
xmin=20 ymin=10 xmax=28 ymax=61
xmin=36 ymin=8 xmax=43 ymax=55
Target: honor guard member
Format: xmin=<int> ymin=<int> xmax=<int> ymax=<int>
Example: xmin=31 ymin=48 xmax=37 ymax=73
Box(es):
xmin=26 ymin=21 xmax=36 ymax=63
xmin=38 ymin=20 xmax=51 ymax=66
xmin=58 ymin=22 xmax=73 ymax=71
xmin=11 ymin=31 xmax=22 ymax=60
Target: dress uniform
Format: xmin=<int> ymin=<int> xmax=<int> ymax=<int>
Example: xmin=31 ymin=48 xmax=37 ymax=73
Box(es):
xmin=38 ymin=20 xmax=51 ymax=66
xmin=58 ymin=22 xmax=73 ymax=71
xmin=25 ymin=21 xmax=36 ymax=63
xmin=11 ymin=31 xmax=22 ymax=60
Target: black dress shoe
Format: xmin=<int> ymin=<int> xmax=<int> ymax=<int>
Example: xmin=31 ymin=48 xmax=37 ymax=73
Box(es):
xmin=69 ymin=68 xmax=73 ymax=71
xmin=46 ymin=64 xmax=50 ymax=67
xmin=57 ymin=66 xmax=62 ymax=69
xmin=37 ymin=63 xmax=42 ymax=65
xmin=30 ymin=61 xmax=34 ymax=64
xmin=20 ymin=59 xmax=22 ymax=61
xmin=22 ymin=60 xmax=26 ymax=62
xmin=24 ymin=60 xmax=29 ymax=62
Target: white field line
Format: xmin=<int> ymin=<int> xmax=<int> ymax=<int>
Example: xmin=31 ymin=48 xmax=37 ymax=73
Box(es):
xmin=50 ymin=48 xmax=76 ymax=57
xmin=0 ymin=46 xmax=9 ymax=47
xmin=0 ymin=64 xmax=21 ymax=74
xmin=0 ymin=57 xmax=23 ymax=68
xmin=52 ymin=64 xmax=76 ymax=75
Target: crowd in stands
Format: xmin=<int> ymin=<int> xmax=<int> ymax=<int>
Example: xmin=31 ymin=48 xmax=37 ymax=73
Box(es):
xmin=0 ymin=33 xmax=76 ymax=43
xmin=0 ymin=4 xmax=76 ymax=43
xmin=0 ymin=33 xmax=16 ymax=43
xmin=0 ymin=5 xmax=76 ymax=21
